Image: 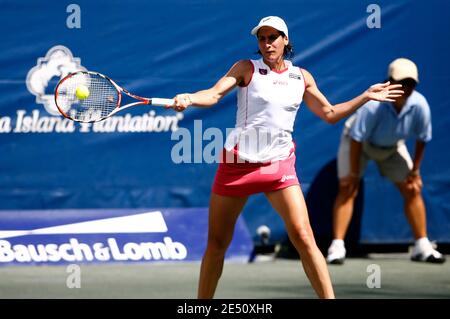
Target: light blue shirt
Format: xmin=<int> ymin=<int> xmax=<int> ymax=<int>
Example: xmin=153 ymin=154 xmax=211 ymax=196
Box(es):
xmin=349 ymin=90 xmax=432 ymax=147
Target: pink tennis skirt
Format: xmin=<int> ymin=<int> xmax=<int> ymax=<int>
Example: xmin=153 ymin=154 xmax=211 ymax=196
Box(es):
xmin=212 ymin=149 xmax=300 ymax=197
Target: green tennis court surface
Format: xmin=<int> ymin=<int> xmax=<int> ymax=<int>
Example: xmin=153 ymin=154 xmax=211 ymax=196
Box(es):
xmin=0 ymin=254 xmax=448 ymax=299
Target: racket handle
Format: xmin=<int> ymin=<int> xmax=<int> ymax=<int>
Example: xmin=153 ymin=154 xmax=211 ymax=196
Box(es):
xmin=152 ymin=98 xmax=174 ymax=106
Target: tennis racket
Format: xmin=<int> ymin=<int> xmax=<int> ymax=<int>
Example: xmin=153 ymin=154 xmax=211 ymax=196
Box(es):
xmin=54 ymin=71 xmax=174 ymax=123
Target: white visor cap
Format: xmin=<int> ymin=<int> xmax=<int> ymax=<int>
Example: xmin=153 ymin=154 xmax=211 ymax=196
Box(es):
xmin=251 ymin=16 xmax=289 ymax=40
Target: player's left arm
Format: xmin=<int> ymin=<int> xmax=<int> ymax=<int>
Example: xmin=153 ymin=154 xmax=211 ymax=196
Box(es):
xmin=301 ymin=68 xmax=404 ymax=124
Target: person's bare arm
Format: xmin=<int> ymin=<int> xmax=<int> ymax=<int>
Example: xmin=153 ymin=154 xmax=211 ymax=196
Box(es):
xmin=301 ymin=68 xmax=403 ymax=124
xmin=340 ymin=139 xmax=363 ymax=196
xmin=406 ymin=140 xmax=427 ymax=193
xmin=170 ymin=60 xmax=253 ymax=111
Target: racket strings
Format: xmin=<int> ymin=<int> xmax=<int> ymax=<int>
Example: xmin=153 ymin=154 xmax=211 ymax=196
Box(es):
xmin=55 ymin=73 xmax=119 ymax=122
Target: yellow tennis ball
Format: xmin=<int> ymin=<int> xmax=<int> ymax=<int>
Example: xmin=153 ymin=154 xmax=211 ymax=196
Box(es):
xmin=75 ymin=85 xmax=90 ymax=100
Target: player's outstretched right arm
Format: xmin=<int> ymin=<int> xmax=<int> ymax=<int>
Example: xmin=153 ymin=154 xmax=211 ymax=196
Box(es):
xmin=170 ymin=60 xmax=253 ymax=112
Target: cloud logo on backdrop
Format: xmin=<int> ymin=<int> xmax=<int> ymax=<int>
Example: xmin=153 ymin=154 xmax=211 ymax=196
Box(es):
xmin=26 ymin=45 xmax=86 ymax=115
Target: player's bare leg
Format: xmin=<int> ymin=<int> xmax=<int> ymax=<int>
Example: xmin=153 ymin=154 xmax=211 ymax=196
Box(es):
xmin=265 ymin=185 xmax=335 ymax=299
xmin=197 ymin=193 xmax=248 ymax=299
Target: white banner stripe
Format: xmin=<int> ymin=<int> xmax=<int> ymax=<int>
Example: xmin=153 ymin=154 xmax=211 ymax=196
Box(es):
xmin=0 ymin=211 xmax=167 ymax=239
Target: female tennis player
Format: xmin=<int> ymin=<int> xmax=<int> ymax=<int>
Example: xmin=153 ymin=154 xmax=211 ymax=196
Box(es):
xmin=170 ymin=16 xmax=403 ymax=299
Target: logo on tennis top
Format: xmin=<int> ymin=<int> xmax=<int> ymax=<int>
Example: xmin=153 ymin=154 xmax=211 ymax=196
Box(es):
xmin=259 ymin=68 xmax=268 ymax=75
xmin=289 ymin=73 xmax=302 ymax=80
xmin=26 ymin=45 xmax=87 ymax=115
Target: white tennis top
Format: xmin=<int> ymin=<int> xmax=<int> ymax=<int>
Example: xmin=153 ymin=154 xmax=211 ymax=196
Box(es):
xmin=224 ymin=58 xmax=306 ymax=162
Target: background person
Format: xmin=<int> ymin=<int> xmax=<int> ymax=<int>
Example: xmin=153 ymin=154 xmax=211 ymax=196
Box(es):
xmin=326 ymin=58 xmax=446 ymax=265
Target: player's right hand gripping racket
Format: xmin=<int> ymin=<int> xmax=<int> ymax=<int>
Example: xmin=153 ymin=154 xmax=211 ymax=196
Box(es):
xmin=54 ymin=71 xmax=174 ymax=123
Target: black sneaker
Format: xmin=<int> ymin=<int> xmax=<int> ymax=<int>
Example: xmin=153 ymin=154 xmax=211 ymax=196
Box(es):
xmin=411 ymin=249 xmax=446 ymax=264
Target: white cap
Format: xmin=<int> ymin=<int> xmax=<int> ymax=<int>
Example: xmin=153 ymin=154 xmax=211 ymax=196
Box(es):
xmin=388 ymin=58 xmax=419 ymax=83
xmin=251 ymin=16 xmax=289 ymax=39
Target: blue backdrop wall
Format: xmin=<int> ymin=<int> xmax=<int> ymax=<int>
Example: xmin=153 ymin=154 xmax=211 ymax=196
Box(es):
xmin=1 ymin=0 xmax=449 ymax=245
